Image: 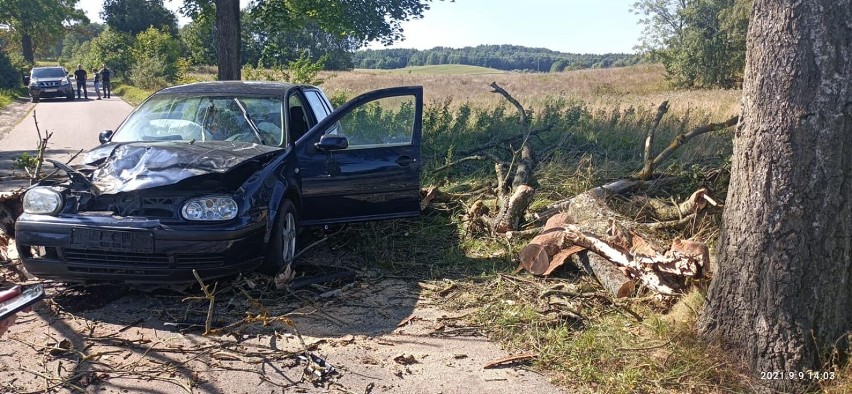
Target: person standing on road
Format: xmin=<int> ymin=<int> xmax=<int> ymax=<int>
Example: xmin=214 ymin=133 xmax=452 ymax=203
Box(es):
xmin=99 ymin=64 xmax=111 ymax=99
xmin=92 ymin=68 xmax=102 ymax=100
xmin=73 ymin=65 xmax=88 ymax=100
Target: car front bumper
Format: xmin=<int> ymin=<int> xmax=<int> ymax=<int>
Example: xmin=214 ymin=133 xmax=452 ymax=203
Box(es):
xmin=15 ymin=212 xmax=268 ymax=284
xmin=29 ymin=86 xmax=74 ymax=98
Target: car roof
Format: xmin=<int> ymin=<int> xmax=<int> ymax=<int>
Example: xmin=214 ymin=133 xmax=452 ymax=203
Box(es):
xmin=158 ymin=81 xmax=314 ymax=96
xmin=32 ymin=66 xmax=65 ymax=71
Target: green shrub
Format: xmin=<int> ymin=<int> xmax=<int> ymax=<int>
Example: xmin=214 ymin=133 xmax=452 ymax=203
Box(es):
xmin=130 ymin=27 xmax=181 ymax=84
xmin=0 ymin=51 xmax=22 ymax=89
xmin=128 ymin=54 xmax=171 ymax=90
xmin=288 ymin=52 xmax=326 ymax=85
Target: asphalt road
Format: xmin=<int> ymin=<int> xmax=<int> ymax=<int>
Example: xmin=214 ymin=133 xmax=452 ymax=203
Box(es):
xmin=1 ymin=89 xmax=132 ymax=153
xmin=0 ymin=85 xmax=132 ymax=192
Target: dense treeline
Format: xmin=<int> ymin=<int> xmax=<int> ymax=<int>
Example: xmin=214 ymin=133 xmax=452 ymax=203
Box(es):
xmin=633 ymin=0 xmax=750 ymax=88
xmin=352 ymin=45 xmax=641 ymax=72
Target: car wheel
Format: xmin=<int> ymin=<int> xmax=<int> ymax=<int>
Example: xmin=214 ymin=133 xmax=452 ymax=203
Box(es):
xmin=259 ymin=199 xmax=299 ymax=275
xmin=66 ymin=94 xmax=74 ymax=101
xmin=31 ymin=96 xmax=39 ymax=103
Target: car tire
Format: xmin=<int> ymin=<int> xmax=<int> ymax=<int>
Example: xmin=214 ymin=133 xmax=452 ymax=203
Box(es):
xmin=258 ymin=199 xmax=299 ymax=275
xmin=66 ymin=94 xmax=74 ymax=101
xmin=31 ymin=96 xmax=39 ymax=103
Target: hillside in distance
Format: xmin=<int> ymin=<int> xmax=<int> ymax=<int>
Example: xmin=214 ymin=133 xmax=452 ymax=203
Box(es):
xmin=351 ymin=44 xmax=641 ymax=72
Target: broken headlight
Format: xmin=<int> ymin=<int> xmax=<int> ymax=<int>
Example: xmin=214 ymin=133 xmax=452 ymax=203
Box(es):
xmin=181 ymin=196 xmax=238 ymax=221
xmin=23 ymin=187 xmax=64 ymax=215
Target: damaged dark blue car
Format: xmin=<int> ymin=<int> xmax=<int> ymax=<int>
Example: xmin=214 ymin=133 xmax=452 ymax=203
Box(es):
xmin=15 ymin=82 xmax=423 ymax=283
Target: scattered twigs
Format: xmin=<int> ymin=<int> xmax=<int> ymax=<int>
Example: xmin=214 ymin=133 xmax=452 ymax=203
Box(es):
xmin=183 ymin=270 xmax=218 ymax=335
xmin=30 ymin=110 xmax=53 ymax=185
xmin=483 ymin=353 xmax=537 ymax=369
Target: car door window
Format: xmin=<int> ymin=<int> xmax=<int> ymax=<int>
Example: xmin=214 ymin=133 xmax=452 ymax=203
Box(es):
xmin=288 ymin=94 xmax=311 ymax=144
xmin=304 ymin=90 xmax=331 ymax=122
xmin=331 ymin=96 xmax=416 ymax=149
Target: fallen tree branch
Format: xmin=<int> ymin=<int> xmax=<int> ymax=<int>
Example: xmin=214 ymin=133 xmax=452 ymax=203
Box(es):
xmin=639 ymin=100 xmax=670 ymax=180
xmin=489 ymin=82 xmax=528 ymax=126
xmin=30 ymin=111 xmax=53 ymax=185
xmin=432 ymin=155 xmax=490 ymax=173
xmin=562 ymin=225 xmax=680 ymax=295
xmin=635 ymin=115 xmax=739 ymax=179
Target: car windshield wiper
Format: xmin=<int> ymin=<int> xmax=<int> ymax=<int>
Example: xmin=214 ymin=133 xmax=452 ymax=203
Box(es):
xmin=232 ymin=98 xmax=266 ymax=145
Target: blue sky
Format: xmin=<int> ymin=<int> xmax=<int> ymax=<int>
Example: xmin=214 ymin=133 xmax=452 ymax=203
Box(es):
xmin=78 ymin=0 xmax=642 ymax=54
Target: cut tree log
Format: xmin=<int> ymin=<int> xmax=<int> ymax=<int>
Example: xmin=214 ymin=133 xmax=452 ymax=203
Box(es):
xmin=518 ymin=213 xmax=586 ymax=275
xmin=517 ymin=178 xmax=711 ymax=297
xmin=562 ymin=225 xmax=682 ymax=295
xmin=575 ymin=252 xmax=636 ymax=298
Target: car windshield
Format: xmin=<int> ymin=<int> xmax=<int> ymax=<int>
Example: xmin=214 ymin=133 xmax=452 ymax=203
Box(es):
xmin=32 ymin=68 xmax=66 ymax=79
xmin=112 ymin=94 xmax=285 ymax=145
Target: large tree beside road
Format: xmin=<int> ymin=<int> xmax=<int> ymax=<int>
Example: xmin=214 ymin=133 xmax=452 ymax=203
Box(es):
xmin=698 ymin=0 xmax=851 ymax=391
xmin=101 ymin=0 xmax=178 ymax=36
xmin=181 ymin=0 xmax=449 ymax=81
xmin=0 ymin=0 xmax=86 ymax=63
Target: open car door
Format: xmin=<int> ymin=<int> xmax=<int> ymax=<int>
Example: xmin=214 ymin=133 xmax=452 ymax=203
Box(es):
xmin=297 ymin=86 xmax=423 ymax=226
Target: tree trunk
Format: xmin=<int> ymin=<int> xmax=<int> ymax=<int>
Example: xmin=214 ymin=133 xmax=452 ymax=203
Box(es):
xmin=214 ymin=0 xmax=241 ymax=81
xmin=21 ymin=33 xmax=34 ymax=64
xmin=698 ymin=1 xmax=852 ymax=391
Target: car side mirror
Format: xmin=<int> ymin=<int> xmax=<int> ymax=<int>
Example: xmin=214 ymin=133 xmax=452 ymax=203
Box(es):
xmin=314 ymin=134 xmax=349 ymax=151
xmin=99 ymin=130 xmax=114 ymax=144
xmin=22 ymin=75 xmax=30 ymax=85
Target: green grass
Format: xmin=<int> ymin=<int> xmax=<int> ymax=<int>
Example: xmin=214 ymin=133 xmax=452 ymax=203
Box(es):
xmin=358 ymin=64 xmax=505 ymax=75
xmin=446 ymin=284 xmax=751 ymax=393
xmin=0 ymin=90 xmax=15 ymax=109
xmin=0 ymin=88 xmax=24 ymax=110
xmin=111 ymin=82 xmax=154 ymax=106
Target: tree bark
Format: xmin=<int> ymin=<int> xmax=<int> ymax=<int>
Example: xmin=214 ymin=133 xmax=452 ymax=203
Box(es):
xmin=214 ymin=0 xmax=241 ymax=81
xmin=698 ymin=1 xmax=852 ymax=391
xmin=21 ymin=33 xmax=34 ymax=64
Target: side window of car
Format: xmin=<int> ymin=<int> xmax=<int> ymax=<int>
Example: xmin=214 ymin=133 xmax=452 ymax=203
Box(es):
xmin=304 ymin=90 xmax=331 ymax=122
xmin=334 ymin=95 xmax=416 ymax=149
xmin=288 ymin=94 xmax=311 ymax=144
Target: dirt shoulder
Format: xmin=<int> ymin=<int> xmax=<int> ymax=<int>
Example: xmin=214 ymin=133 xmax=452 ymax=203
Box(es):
xmin=0 ymin=97 xmax=34 ymax=143
xmin=0 ymin=251 xmax=562 ymax=393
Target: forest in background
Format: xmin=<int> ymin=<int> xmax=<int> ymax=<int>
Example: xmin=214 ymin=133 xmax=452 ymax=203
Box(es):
xmin=350 ymin=45 xmax=641 ymax=72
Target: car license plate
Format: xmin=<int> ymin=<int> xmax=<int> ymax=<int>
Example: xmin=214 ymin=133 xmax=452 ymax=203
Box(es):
xmin=71 ymin=228 xmax=154 ymax=253
xmin=43 ymin=89 xmax=57 ymax=93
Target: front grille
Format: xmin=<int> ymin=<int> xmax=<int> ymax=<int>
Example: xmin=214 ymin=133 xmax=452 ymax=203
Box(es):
xmin=62 ymin=249 xmax=226 ymax=270
xmin=175 ymin=253 xmax=225 ymax=269
xmin=37 ymin=81 xmax=61 ymax=87
xmin=64 ymin=249 xmax=170 ymax=268
xmin=134 ymin=197 xmax=177 ymax=218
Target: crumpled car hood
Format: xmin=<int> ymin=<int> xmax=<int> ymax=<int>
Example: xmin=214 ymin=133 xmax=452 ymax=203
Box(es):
xmin=81 ymin=141 xmax=283 ymax=194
